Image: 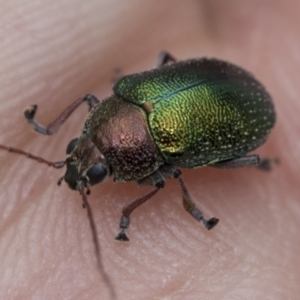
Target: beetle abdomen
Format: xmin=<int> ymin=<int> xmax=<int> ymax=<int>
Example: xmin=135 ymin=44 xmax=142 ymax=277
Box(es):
xmin=114 ymin=59 xmax=275 ymax=168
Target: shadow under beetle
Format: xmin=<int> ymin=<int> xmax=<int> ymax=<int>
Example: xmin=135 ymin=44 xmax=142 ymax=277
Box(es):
xmin=0 ymin=52 xmax=276 ymax=242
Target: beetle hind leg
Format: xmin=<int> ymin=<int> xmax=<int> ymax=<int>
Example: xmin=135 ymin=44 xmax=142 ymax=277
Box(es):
xmin=210 ymin=155 xmax=279 ymax=172
xmin=210 ymin=154 xmax=260 ymax=169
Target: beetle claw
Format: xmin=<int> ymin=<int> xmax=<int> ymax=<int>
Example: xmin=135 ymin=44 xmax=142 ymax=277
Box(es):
xmin=24 ymin=104 xmax=38 ymax=121
xmin=115 ymin=230 xmax=130 ymax=242
xmin=204 ymin=218 xmax=219 ymax=230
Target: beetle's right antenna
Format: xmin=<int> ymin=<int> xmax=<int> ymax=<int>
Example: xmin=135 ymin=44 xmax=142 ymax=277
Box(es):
xmin=0 ymin=144 xmax=65 ymax=168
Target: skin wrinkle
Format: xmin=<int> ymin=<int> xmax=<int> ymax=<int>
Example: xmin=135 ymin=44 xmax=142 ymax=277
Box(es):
xmin=0 ymin=0 xmax=299 ymax=299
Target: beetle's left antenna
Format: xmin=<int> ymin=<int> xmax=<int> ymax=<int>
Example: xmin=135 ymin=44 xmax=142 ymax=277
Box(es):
xmin=79 ymin=186 xmax=116 ymax=299
xmin=0 ymin=144 xmax=65 ymax=168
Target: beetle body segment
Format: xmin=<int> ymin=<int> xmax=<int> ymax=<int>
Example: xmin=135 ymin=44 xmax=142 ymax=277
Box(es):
xmin=114 ymin=59 xmax=276 ymax=168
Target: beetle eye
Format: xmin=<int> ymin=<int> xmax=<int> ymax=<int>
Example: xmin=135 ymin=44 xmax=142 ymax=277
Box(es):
xmin=66 ymin=138 xmax=78 ymax=155
xmin=86 ymin=164 xmax=108 ymax=186
xmin=64 ymin=163 xmax=80 ymax=190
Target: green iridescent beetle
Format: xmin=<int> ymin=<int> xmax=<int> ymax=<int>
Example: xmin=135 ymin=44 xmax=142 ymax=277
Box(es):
xmin=0 ymin=52 xmax=276 ymax=241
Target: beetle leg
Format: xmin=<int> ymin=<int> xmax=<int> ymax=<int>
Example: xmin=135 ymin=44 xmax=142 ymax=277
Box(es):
xmin=210 ymin=154 xmax=260 ymax=169
xmin=210 ymin=155 xmax=279 ymax=171
xmin=24 ymin=94 xmax=100 ymax=135
xmin=156 ymin=51 xmax=177 ymax=67
xmin=256 ymin=157 xmax=279 ymax=171
xmin=159 ymin=164 xmax=219 ymax=230
xmin=115 ymin=171 xmax=165 ymax=241
xmin=179 ymin=175 xmax=219 ymax=230
xmin=112 ymin=68 xmax=124 ymax=85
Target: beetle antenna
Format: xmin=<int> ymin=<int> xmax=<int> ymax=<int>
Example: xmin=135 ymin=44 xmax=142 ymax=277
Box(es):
xmin=0 ymin=144 xmax=65 ymax=168
xmin=79 ymin=187 xmax=116 ymax=299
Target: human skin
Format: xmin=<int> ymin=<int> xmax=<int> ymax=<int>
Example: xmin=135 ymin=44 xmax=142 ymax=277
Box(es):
xmin=0 ymin=0 xmax=299 ymax=299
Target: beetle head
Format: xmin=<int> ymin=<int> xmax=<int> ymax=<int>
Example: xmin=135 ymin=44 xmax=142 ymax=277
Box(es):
xmin=0 ymin=134 xmax=110 ymax=192
xmin=64 ymin=137 xmax=110 ymax=190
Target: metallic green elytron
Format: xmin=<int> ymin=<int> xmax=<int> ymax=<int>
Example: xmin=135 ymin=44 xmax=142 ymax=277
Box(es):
xmin=114 ymin=58 xmax=275 ymax=169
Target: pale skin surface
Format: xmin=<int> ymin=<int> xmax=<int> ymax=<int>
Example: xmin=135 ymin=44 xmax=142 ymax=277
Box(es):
xmin=0 ymin=1 xmax=299 ymax=299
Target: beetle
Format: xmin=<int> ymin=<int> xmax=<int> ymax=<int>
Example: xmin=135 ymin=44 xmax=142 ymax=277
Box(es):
xmin=0 ymin=51 xmax=276 ymax=243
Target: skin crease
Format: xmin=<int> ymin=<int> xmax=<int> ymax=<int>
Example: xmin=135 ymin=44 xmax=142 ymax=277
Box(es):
xmin=0 ymin=0 xmax=299 ymax=299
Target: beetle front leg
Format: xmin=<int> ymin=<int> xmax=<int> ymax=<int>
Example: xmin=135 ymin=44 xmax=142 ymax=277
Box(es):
xmin=156 ymin=51 xmax=177 ymax=67
xmin=24 ymin=94 xmax=100 ymax=135
xmin=116 ymin=187 xmax=160 ymax=241
xmin=115 ymin=171 xmax=165 ymax=241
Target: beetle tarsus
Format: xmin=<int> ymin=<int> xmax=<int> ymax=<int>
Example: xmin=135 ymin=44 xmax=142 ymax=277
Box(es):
xmin=24 ymin=104 xmax=48 ymax=134
xmin=204 ymin=218 xmax=219 ymax=230
xmin=156 ymin=51 xmax=177 ymax=67
xmin=24 ymin=104 xmax=38 ymax=120
xmin=115 ymin=230 xmax=130 ymax=242
xmin=84 ymin=94 xmax=100 ymax=111
xmin=24 ymin=94 xmax=101 ymax=135
xmin=57 ymin=176 xmax=64 ymax=186
xmin=119 ymin=215 xmax=130 ymax=228
xmin=115 ymin=215 xmax=130 ymax=241
xmin=257 ymin=157 xmax=279 ymax=172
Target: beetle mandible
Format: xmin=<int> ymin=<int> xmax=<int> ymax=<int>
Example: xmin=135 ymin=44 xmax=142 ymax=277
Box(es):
xmin=0 ymin=51 xmax=276 ymax=242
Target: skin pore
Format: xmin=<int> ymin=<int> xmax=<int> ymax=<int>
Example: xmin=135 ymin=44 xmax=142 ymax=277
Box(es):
xmin=0 ymin=1 xmax=299 ymax=299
